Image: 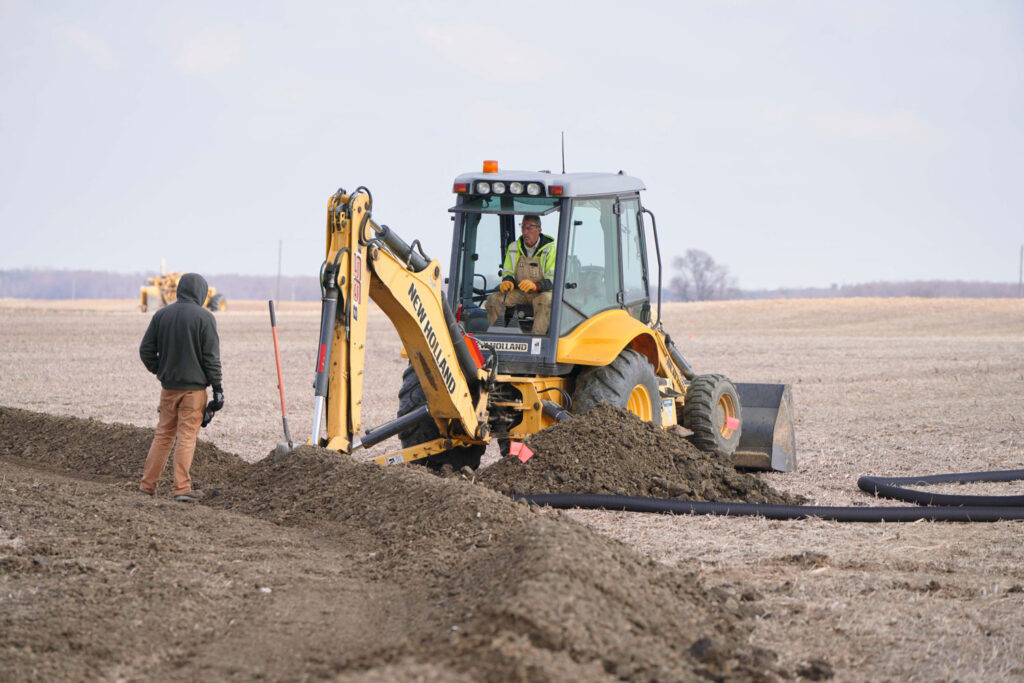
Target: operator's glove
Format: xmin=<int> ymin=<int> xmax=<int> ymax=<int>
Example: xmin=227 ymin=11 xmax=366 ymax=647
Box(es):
xmin=499 ymin=280 xmax=515 ymax=293
xmin=517 ymin=280 xmax=537 ymax=293
xmin=201 ymin=386 xmax=224 ymax=428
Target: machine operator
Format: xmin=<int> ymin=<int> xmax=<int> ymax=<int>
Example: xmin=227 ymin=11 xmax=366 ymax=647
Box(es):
xmin=484 ymin=214 xmax=556 ymax=334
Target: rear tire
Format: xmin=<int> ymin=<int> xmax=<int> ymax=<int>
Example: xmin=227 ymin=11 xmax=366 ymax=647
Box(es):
xmin=682 ymin=374 xmax=742 ymax=456
xmin=573 ymin=348 xmax=662 ymax=425
xmin=208 ymin=293 xmax=226 ymax=311
xmin=397 ymin=364 xmax=484 ymax=470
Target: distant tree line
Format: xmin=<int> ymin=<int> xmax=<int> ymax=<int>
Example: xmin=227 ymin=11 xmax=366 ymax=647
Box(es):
xmin=0 ymin=269 xmax=322 ymax=301
xmin=1 ymin=266 xmax=1020 ymax=302
xmin=664 ymin=250 xmax=1021 ymax=301
xmin=738 ymin=280 xmax=1022 ymax=299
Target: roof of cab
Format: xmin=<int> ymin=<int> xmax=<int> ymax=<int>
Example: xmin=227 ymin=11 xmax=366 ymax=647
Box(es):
xmin=453 ymin=169 xmax=645 ymax=197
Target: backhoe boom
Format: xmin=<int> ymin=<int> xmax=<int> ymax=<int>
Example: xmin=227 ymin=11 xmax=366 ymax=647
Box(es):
xmin=311 ymin=188 xmax=488 ymax=460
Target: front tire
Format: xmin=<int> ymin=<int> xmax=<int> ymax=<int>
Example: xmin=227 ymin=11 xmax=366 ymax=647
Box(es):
xmin=397 ymin=364 xmax=484 ymax=470
xmin=682 ymin=373 xmax=741 ymax=456
xmin=573 ymin=348 xmax=662 ymax=425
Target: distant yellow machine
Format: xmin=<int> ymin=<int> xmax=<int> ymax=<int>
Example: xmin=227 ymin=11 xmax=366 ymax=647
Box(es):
xmin=139 ymin=272 xmax=226 ymax=313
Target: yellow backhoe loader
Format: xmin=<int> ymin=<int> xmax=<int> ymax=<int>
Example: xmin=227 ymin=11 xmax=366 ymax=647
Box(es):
xmin=309 ymin=163 xmax=795 ymax=472
xmin=140 ymin=272 xmax=227 ymax=313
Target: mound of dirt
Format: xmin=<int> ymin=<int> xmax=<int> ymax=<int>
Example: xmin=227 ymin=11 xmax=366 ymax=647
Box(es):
xmin=1 ymin=405 xmax=792 ymax=681
xmin=477 ymin=402 xmax=803 ymax=505
xmin=0 ymin=406 xmax=245 ymax=488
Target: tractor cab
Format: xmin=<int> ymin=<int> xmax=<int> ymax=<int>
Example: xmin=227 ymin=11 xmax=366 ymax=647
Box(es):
xmin=448 ymin=163 xmax=657 ymax=375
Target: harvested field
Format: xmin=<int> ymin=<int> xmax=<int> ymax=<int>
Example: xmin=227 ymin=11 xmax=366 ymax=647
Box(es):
xmin=2 ymin=297 xmax=1024 ymax=681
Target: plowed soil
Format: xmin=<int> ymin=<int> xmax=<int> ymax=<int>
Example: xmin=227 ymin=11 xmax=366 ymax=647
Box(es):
xmin=3 ymin=297 xmax=1024 ymax=681
xmin=2 ymin=406 xmax=780 ymax=681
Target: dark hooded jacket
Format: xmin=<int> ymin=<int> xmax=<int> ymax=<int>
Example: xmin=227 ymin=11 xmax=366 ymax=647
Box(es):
xmin=139 ymin=273 xmax=222 ymax=391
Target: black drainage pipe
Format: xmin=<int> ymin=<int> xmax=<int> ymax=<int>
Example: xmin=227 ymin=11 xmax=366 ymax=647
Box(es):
xmin=857 ymin=469 xmax=1024 ymax=507
xmin=513 ymin=469 xmax=1024 ymax=523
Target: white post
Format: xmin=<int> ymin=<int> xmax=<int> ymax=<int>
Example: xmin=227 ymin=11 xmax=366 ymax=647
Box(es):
xmin=276 ymin=240 xmax=283 ymax=304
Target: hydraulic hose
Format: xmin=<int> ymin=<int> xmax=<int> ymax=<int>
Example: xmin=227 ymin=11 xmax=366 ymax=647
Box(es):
xmin=514 ymin=468 xmax=1024 ymax=523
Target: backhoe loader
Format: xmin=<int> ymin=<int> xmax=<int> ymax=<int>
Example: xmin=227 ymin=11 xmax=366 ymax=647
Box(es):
xmin=310 ymin=162 xmax=795 ymax=472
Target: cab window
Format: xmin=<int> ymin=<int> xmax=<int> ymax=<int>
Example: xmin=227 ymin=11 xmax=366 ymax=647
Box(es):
xmin=619 ymin=198 xmax=648 ymax=321
xmin=560 ymin=197 xmax=621 ymax=335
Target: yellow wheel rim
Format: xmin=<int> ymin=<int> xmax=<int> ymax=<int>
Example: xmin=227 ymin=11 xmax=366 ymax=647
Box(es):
xmin=626 ymin=384 xmax=653 ymax=422
xmin=716 ymin=392 xmax=737 ymax=439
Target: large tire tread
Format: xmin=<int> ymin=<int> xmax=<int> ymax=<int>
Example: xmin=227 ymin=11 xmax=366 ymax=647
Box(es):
xmin=573 ymin=348 xmax=662 ymax=426
xmin=682 ymin=374 xmax=741 ymax=456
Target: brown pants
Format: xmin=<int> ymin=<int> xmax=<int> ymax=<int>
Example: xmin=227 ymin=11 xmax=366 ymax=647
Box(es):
xmin=485 ymin=289 xmax=552 ymax=334
xmin=140 ymin=388 xmax=207 ymax=495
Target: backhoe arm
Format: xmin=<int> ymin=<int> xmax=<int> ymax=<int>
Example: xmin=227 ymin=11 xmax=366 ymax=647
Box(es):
xmin=311 ymin=187 xmax=488 ymax=456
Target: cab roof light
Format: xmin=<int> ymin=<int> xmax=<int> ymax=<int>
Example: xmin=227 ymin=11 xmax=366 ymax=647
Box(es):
xmin=453 ymin=183 xmax=469 ymax=193
xmin=549 ymin=185 xmax=564 ymax=195
xmin=483 ymin=160 xmax=499 ymax=173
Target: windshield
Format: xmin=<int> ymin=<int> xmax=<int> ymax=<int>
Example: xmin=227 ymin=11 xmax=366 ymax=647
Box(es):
xmin=451 ymin=205 xmax=561 ymax=333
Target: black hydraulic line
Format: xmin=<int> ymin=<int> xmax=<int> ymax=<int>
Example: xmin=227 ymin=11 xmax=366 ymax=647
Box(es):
xmin=514 ymin=467 xmax=1024 ymax=522
xmin=663 ymin=332 xmax=696 ymax=381
xmin=541 ymin=399 xmax=573 ymax=423
xmin=313 ymin=261 xmax=340 ymax=400
xmin=358 ymin=405 xmax=431 ymax=449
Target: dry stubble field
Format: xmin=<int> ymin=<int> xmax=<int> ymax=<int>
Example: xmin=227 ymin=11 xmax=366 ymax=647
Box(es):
xmin=2 ymin=297 xmax=1023 ymax=680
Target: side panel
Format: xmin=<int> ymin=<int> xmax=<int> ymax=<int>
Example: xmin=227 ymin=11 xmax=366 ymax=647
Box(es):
xmin=555 ymin=309 xmax=660 ymax=368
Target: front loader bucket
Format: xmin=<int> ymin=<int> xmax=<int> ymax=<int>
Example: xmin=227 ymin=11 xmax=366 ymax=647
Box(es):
xmin=732 ymin=383 xmax=796 ymax=472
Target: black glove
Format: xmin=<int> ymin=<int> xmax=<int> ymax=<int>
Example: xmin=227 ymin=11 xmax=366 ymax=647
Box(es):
xmin=209 ymin=386 xmax=224 ymax=412
xmin=201 ymin=386 xmax=224 ymax=429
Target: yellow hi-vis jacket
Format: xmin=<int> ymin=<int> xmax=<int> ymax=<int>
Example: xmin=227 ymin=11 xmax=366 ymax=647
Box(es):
xmin=500 ymin=234 xmax=556 ymax=291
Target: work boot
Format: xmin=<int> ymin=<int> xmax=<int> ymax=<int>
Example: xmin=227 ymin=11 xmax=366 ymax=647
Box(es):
xmin=138 ymin=488 xmax=154 ymax=497
xmin=173 ymin=490 xmax=204 ymax=503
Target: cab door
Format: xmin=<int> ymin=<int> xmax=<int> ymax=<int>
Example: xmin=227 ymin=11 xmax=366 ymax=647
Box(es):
xmin=558 ymin=194 xmax=649 ymax=335
xmin=617 ymin=197 xmax=651 ymax=323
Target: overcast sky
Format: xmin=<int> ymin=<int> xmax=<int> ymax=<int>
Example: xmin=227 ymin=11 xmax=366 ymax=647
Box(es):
xmin=2 ymin=0 xmax=1022 ymax=289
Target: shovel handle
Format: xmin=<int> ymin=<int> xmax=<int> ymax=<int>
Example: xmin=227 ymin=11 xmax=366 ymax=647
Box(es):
xmin=269 ymin=300 xmax=288 ymax=419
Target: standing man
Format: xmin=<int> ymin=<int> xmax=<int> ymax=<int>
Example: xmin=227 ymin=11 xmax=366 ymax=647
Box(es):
xmin=138 ymin=273 xmax=223 ymax=502
xmin=484 ymin=214 xmax=557 ymax=334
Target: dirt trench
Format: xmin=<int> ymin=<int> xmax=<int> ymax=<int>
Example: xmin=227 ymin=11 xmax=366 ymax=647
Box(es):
xmin=1 ymin=405 xmax=810 ymax=681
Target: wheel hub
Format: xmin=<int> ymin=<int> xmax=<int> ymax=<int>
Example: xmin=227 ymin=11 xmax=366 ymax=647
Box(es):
xmin=626 ymin=384 xmax=652 ymax=421
xmin=716 ymin=393 xmax=737 ymax=438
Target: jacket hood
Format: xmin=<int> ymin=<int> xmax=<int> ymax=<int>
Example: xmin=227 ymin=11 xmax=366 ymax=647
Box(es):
xmin=176 ymin=273 xmax=209 ymax=306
